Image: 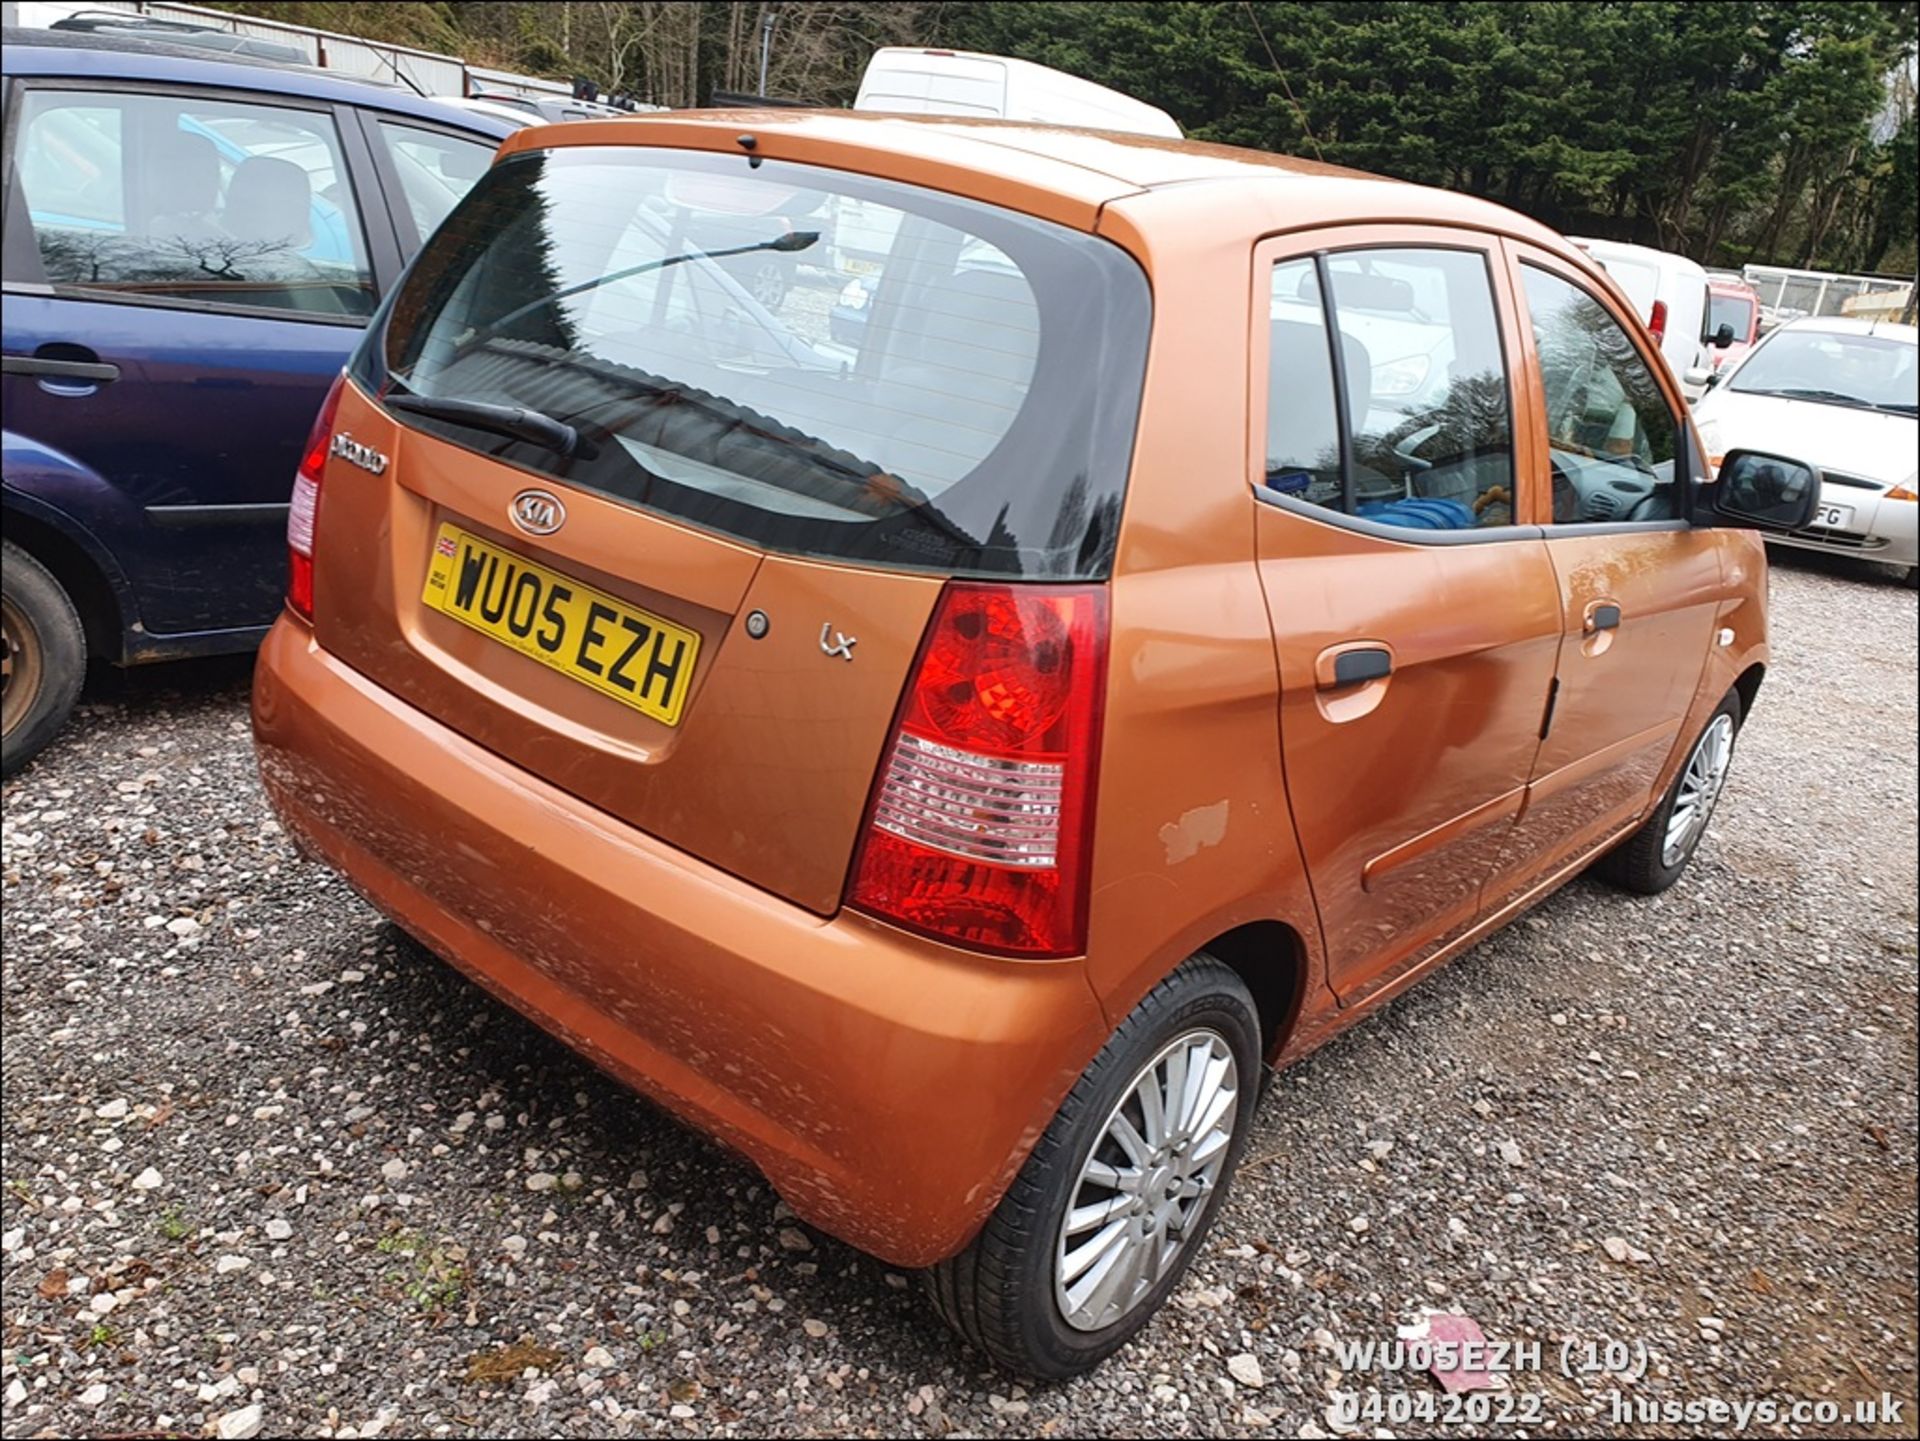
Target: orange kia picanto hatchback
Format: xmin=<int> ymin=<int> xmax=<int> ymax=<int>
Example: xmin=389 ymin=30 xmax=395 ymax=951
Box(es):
xmin=252 ymin=112 xmax=1821 ymax=1375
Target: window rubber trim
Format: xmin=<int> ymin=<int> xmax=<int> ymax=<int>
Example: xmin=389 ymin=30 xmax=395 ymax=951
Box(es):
xmin=1311 ymin=250 xmax=1359 ymax=514
xmin=1255 ymin=484 xmax=1545 ymax=545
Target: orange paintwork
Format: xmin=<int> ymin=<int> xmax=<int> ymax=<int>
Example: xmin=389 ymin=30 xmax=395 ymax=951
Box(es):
xmin=252 ymin=111 xmax=1770 ymax=1268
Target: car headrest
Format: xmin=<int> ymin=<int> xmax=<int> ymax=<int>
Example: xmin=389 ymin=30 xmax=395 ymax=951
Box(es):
xmin=151 ymin=129 xmax=220 ymax=215
xmin=223 ymin=155 xmax=311 ymax=248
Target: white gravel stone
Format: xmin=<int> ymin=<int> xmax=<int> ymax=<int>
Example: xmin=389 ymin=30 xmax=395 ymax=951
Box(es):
xmin=216 ymin=1403 xmax=265 ymax=1439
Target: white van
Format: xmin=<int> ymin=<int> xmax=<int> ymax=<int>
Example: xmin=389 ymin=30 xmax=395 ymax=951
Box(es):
xmin=854 ymin=48 xmax=1182 ymax=139
xmin=1569 ymin=237 xmax=1726 ymax=401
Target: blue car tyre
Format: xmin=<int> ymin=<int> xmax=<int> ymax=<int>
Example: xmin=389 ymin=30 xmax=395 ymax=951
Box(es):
xmin=2 ymin=538 xmax=86 ymax=776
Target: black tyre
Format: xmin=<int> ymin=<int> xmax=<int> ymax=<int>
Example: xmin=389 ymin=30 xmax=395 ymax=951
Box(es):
xmin=1592 ymin=690 xmax=1742 ymax=895
xmin=926 ymin=954 xmax=1262 ymax=1377
xmin=2 ymin=539 xmax=86 ymax=777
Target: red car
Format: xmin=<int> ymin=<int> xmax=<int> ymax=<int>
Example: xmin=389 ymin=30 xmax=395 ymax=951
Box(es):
xmin=1708 ymin=278 xmax=1762 ymax=370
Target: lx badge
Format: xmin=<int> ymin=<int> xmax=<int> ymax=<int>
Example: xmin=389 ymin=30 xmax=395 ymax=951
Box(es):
xmin=819 ymin=623 xmax=857 ymax=661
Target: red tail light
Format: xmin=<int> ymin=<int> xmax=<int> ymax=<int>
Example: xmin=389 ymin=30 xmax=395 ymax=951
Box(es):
xmin=849 ymin=583 xmax=1108 ymax=958
xmin=1648 ymin=299 xmax=1668 ymax=342
xmin=287 ymin=374 xmax=345 ymax=622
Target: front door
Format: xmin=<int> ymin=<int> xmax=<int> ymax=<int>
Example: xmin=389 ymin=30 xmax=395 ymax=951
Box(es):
xmin=1251 ymin=229 xmax=1563 ymax=1004
xmin=1484 ymin=247 xmax=1725 ymax=907
xmin=1 ymin=81 xmax=386 ymax=636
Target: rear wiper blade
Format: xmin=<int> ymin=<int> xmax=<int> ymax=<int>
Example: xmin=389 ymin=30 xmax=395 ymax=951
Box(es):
xmin=451 ymin=231 xmax=821 ymax=365
xmin=385 ymin=392 xmax=582 ymax=456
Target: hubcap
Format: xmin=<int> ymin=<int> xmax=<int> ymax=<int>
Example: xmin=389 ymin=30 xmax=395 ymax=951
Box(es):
xmin=1 ymin=591 xmax=43 ymax=739
xmin=1054 ymin=1029 xmax=1239 ymax=1332
xmin=1663 ymin=713 xmax=1735 ymax=867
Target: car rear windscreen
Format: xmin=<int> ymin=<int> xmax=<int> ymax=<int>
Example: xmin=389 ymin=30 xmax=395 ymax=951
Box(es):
xmin=362 ymin=145 xmax=1151 ymax=580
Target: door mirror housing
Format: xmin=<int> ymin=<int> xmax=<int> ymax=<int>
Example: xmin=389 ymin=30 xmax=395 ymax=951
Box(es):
xmin=1702 ymin=366 xmax=1723 ymax=391
xmin=1707 ymin=449 xmax=1821 ymax=532
xmin=1711 ymin=321 xmax=1737 ymax=348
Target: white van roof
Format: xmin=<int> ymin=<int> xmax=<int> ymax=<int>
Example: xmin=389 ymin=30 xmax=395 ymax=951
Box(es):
xmin=854 ymin=47 xmax=1182 ymax=140
xmin=1568 ymin=236 xmax=1707 ymax=280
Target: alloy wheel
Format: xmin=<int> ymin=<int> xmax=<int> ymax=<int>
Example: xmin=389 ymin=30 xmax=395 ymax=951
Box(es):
xmin=750 ymin=260 xmax=788 ymax=308
xmin=1054 ymin=1029 xmax=1239 ymax=1332
xmin=1663 ymin=712 xmax=1735 ymax=867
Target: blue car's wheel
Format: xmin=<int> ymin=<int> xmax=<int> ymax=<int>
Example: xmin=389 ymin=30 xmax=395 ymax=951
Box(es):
xmin=2 ymin=539 xmax=86 ymax=777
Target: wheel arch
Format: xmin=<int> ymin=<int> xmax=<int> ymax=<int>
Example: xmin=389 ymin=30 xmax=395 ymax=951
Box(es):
xmin=1 ymin=502 xmax=133 ymax=663
xmin=1197 ymin=919 xmax=1311 ymax=1064
xmin=1731 ymin=661 xmax=1765 ymax=724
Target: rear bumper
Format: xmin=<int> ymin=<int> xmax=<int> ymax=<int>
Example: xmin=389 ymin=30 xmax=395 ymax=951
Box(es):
xmin=251 ymin=619 xmax=1109 ymax=1266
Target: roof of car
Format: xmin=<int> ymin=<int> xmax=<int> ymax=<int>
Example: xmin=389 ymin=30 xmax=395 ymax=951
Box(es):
xmin=1779 ymin=316 xmax=1918 ymax=342
xmin=0 ymin=25 xmax=518 ymax=139
xmin=502 ymin=107 xmax=1573 ymax=250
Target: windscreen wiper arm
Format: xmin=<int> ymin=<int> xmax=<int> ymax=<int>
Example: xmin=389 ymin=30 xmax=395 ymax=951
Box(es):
xmin=452 ymin=231 xmax=821 ymax=363
xmin=385 ymin=392 xmax=582 ymax=456
xmin=1763 ymin=387 xmax=1869 ymax=408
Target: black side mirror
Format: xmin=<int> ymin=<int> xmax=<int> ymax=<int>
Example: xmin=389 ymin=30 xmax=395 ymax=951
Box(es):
xmin=1708 ymin=449 xmax=1820 ymax=532
xmin=1711 ymin=322 xmax=1736 ymax=348
xmin=1703 ymin=366 xmax=1723 ymax=391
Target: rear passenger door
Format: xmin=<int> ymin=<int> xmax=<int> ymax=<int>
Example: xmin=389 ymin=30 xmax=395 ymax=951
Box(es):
xmin=357 ymin=114 xmax=500 ymax=253
xmin=1482 ymin=245 xmax=1724 ymax=910
xmin=1 ymin=80 xmax=397 ymax=638
xmin=1251 ymin=227 xmax=1563 ymax=1006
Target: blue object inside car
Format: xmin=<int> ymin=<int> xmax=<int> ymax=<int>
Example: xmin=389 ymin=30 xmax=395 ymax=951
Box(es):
xmin=1355 ymin=496 xmax=1477 ymax=529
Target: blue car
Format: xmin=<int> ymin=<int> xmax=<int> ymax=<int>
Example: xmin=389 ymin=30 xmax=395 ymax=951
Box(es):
xmin=2 ymin=26 xmax=519 ymax=772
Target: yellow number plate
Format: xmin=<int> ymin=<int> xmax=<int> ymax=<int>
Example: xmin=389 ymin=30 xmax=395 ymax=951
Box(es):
xmin=421 ymin=522 xmax=700 ymax=726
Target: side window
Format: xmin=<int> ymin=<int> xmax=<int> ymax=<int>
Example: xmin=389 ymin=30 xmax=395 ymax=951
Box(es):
xmin=1264 ymin=258 xmax=1345 ymax=507
xmin=11 ymin=88 xmax=375 ymax=318
xmin=1263 ymin=247 xmax=1516 ymax=531
xmin=374 ymin=121 xmax=496 ymax=247
xmin=1519 ymin=266 xmax=1682 ymax=525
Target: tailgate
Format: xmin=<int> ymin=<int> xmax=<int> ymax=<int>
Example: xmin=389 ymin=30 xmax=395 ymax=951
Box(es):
xmin=313 ymin=381 xmax=941 ymax=915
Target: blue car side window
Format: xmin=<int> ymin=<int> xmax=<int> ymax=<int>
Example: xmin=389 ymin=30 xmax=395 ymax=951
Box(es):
xmin=15 ymin=89 xmax=374 ymax=318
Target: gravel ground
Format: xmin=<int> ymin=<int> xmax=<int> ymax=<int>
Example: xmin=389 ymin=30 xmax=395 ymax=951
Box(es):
xmin=4 ymin=552 xmax=1915 ymax=1439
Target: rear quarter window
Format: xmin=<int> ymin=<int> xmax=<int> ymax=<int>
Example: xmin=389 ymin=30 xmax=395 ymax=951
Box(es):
xmin=362 ymin=146 xmax=1151 ymax=579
